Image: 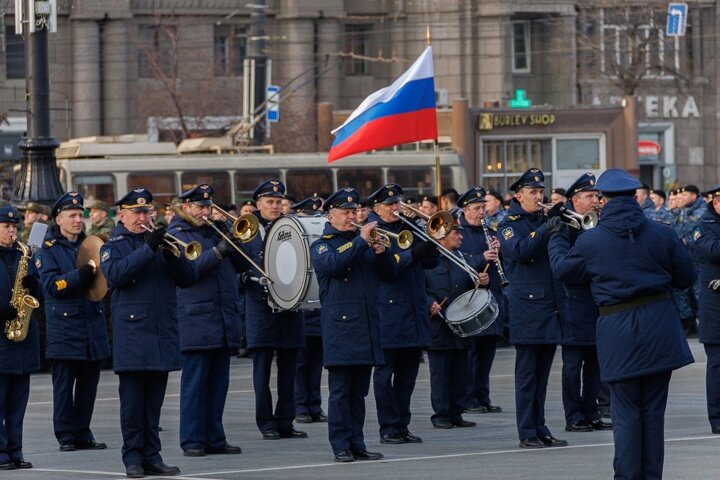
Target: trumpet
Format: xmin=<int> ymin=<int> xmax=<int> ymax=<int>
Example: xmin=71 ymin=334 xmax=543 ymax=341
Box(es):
xmin=538 ymin=202 xmax=598 ymax=230
xmin=399 ymin=201 xmax=455 ymax=240
xmin=210 ymin=203 xmax=260 ymax=242
xmin=141 ymin=224 xmax=202 ymax=260
xmin=351 ymin=223 xmax=413 ymax=250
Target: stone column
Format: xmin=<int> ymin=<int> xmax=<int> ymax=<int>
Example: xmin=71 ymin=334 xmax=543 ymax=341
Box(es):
xmin=72 ymin=20 xmax=101 ymax=137
xmin=102 ymin=21 xmax=128 ymax=135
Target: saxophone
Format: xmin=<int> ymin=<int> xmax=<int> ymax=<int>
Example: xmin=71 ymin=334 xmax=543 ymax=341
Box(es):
xmin=4 ymin=239 xmax=40 ymax=342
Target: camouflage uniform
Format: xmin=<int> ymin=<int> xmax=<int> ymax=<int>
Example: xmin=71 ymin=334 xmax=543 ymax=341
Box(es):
xmin=645 ymin=206 xmax=673 ymax=226
xmin=87 ymin=216 xmax=116 ymax=237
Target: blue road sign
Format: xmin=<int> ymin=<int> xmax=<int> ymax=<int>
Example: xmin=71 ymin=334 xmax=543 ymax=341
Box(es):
xmin=266 ymin=85 xmax=280 ymax=123
xmin=666 ymin=3 xmax=688 ymax=37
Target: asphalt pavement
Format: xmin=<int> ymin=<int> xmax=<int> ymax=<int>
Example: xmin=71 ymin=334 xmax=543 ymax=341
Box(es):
xmin=14 ymin=338 xmax=720 ymax=479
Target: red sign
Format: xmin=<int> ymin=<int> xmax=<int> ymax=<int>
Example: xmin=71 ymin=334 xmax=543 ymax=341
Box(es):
xmin=638 ymin=139 xmax=662 ymax=156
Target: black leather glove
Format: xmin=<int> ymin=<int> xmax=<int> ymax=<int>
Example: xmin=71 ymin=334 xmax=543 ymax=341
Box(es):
xmin=411 ymin=240 xmax=439 ymax=261
xmin=0 ymin=305 xmax=18 ymax=321
xmin=546 ymin=203 xmax=566 ymax=219
xmin=21 ymin=275 xmax=39 ymax=293
xmin=77 ymin=264 xmax=95 ymax=289
xmin=215 ymin=238 xmax=235 ymax=258
xmin=146 ymin=226 xmax=167 ymax=252
xmin=547 ymin=216 xmax=569 ymax=236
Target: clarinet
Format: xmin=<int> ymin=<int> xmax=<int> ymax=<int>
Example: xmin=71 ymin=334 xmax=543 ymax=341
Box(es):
xmin=480 ymin=218 xmax=509 ymax=287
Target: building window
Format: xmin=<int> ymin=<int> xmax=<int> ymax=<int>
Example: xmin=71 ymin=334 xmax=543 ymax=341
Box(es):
xmin=481 ymin=139 xmax=552 ymax=193
xmin=600 ymin=8 xmax=680 ymax=79
xmin=285 ymin=170 xmax=334 ymax=200
xmin=138 ymin=25 xmax=177 ymax=78
xmin=127 ymin=173 xmax=177 ymax=207
xmin=511 ymin=21 xmax=531 ymax=73
xmin=556 ymin=139 xmax=600 ymax=170
xmin=4 ymin=24 xmax=25 ymax=79
xmin=181 ymin=172 xmax=231 ymax=204
xmin=337 ymin=168 xmax=382 ymax=198
xmin=234 ymin=170 xmax=281 ymax=203
xmin=214 ymin=25 xmax=247 ymax=77
xmin=344 ymin=24 xmax=371 ymax=75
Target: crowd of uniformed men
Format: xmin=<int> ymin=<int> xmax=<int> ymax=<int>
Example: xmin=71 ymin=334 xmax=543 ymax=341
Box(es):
xmin=0 ymin=167 xmax=719 ymax=479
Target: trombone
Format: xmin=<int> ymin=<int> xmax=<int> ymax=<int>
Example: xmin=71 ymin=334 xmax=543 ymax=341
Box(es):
xmin=210 ymin=203 xmax=260 ymax=242
xmin=538 ymin=202 xmax=598 ymax=230
xmin=351 ymin=222 xmax=413 ymax=250
xmin=141 ymin=224 xmax=202 ymax=260
xmin=399 ymin=201 xmax=455 ymax=240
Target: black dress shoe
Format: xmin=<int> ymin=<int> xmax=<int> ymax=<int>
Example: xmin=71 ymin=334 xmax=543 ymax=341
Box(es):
xmin=144 ymin=462 xmax=181 ymax=476
xmin=481 ymin=403 xmax=502 ymax=413
xmin=14 ymin=459 xmax=33 ymax=469
xmin=0 ymin=460 xmax=18 ymax=470
xmin=380 ymin=433 xmax=405 ymax=444
xmin=59 ymin=443 xmax=76 ymax=452
xmin=590 ymin=419 xmax=613 ymax=431
xmin=279 ymin=427 xmax=308 ymax=439
xmin=125 ymin=465 xmax=144 ymax=478
xmin=432 ymin=420 xmax=455 ymax=429
xmin=157 ymin=426 xmax=164 ymax=432
xmin=452 ymin=419 xmax=477 ymax=428
xmin=565 ymin=421 xmax=593 ymax=432
xmin=464 ymin=405 xmax=488 ymax=414
xmin=76 ymin=440 xmax=107 ymax=450
xmin=712 ymin=426 xmax=720 ymax=434
xmin=352 ymin=450 xmax=384 ymax=461
xmin=207 ymin=443 xmax=242 ymax=454
xmin=334 ymin=450 xmax=355 ymax=463
xmin=295 ymin=413 xmax=313 ymax=423
xmin=519 ymin=437 xmax=545 ymax=449
xmin=539 ymin=435 xmax=568 ymax=447
xmin=262 ymin=429 xmax=280 ymax=440
xmin=400 ymin=431 xmax=423 ymax=443
xmin=311 ymin=412 xmax=328 ymax=422
xmin=183 ymin=448 xmax=206 ymax=457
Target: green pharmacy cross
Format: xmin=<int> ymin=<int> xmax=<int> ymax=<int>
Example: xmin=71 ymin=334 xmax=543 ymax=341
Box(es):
xmin=509 ymin=89 xmax=532 ymax=109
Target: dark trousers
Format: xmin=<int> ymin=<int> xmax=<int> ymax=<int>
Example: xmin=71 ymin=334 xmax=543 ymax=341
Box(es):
xmin=598 ymin=382 xmax=611 ymax=414
xmin=428 ymin=349 xmax=467 ymax=424
xmin=466 ymin=335 xmax=499 ymax=407
xmin=295 ymin=336 xmax=324 ymax=416
xmin=118 ymin=371 xmax=168 ymax=467
xmin=514 ymin=344 xmax=556 ymax=440
xmin=561 ymin=345 xmax=601 ymax=424
xmin=251 ymin=347 xmax=300 ymax=433
xmin=0 ymin=373 xmax=30 ymax=462
xmin=373 ymin=347 xmax=422 ymax=436
xmin=327 ymin=365 xmax=371 ymax=454
xmin=609 ymin=370 xmax=672 ymax=480
xmin=704 ymin=344 xmax=720 ymax=429
xmin=51 ymin=360 xmax=101 ymax=444
xmin=179 ymin=350 xmax=230 ymax=450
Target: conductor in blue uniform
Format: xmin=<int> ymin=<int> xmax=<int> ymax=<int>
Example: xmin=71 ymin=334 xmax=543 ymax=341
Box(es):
xmin=168 ymin=184 xmax=243 ymax=457
xmin=497 ymin=169 xmax=568 ymax=449
xmin=101 ymin=188 xmax=195 ymax=477
xmin=547 ymin=173 xmax=612 ymax=433
xmin=37 ymin=192 xmax=110 ymax=452
xmin=554 ymin=168 xmax=695 ymax=480
xmin=310 ymin=188 xmax=390 ymax=462
xmin=691 ymin=184 xmax=720 ymax=435
xmin=0 ymin=206 xmax=40 ymax=470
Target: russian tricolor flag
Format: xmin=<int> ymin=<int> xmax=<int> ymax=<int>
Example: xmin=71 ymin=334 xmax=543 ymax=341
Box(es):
xmin=327 ymin=46 xmax=438 ymax=163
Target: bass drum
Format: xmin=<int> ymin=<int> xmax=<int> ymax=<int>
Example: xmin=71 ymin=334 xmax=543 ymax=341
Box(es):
xmin=444 ymin=289 xmax=499 ymax=338
xmin=263 ymin=215 xmax=327 ymax=311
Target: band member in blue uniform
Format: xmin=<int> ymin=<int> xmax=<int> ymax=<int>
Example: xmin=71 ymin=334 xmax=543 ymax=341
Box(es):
xmin=241 ymin=180 xmax=306 ymax=440
xmin=457 ymin=187 xmax=504 ymax=415
xmin=555 ymin=168 xmax=695 ymax=480
xmin=425 ymin=220 xmax=488 ymax=428
xmin=311 ymin=188 xmax=390 ymax=462
xmin=168 ymin=184 xmax=243 ymax=457
xmin=101 ymin=188 xmax=195 ymax=477
xmin=0 ymin=206 xmax=40 ymax=470
xmin=547 ymin=173 xmax=612 ymax=433
xmin=692 ymin=184 xmax=720 ymax=435
xmin=292 ymin=195 xmax=328 ymax=424
xmin=37 ymin=192 xmax=110 ymax=452
xmin=368 ymin=183 xmax=437 ymax=444
xmin=497 ymin=169 xmax=568 ymax=449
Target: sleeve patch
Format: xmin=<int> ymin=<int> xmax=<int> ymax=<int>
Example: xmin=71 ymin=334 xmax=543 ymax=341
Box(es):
xmin=55 ymin=279 xmax=67 ymax=291
xmin=693 ymin=227 xmax=702 ymax=241
xmin=337 ymin=242 xmax=353 ymax=253
xmin=315 ymin=243 xmax=329 ymax=255
xmin=530 ymin=231 xmax=537 ymax=238
xmin=502 ymin=227 xmax=514 ymax=240
xmin=34 ymin=256 xmax=42 ymax=269
xmin=394 ymin=253 xmax=401 ymax=263
xmin=100 ymin=249 xmax=111 ymax=262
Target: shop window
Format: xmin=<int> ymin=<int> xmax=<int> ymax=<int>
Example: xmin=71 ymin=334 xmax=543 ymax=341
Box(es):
xmin=181 ymin=172 xmax=231 ymax=205
xmin=286 ymin=170 xmax=334 ymax=200
xmin=512 ymin=21 xmax=531 ymax=73
xmin=482 ymin=139 xmax=552 ymax=193
xmin=337 ymin=168 xmax=382 ymax=198
xmin=556 ymin=139 xmax=600 ymax=170
xmin=234 ymin=170 xmax=281 ymax=203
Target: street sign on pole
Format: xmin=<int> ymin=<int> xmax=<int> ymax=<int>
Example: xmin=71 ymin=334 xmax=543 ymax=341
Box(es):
xmin=266 ymin=85 xmax=280 ymax=123
xmin=666 ymin=3 xmax=688 ymax=37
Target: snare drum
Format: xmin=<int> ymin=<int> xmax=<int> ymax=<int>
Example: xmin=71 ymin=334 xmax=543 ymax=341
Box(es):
xmin=263 ymin=215 xmax=327 ymax=311
xmin=444 ymin=289 xmax=499 ymax=338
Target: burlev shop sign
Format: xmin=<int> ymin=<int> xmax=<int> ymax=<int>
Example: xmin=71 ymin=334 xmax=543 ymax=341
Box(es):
xmin=593 ymin=95 xmax=700 ymax=119
xmin=478 ymin=113 xmax=556 ymax=131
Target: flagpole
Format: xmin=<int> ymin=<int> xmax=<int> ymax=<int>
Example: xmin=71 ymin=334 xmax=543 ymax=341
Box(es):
xmin=427 ymin=26 xmax=442 ymax=201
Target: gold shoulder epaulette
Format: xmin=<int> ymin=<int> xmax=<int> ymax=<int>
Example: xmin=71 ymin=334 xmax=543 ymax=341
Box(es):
xmin=322 ymin=234 xmax=334 ymax=239
xmin=507 ymin=215 xmax=519 ymax=221
xmin=44 ymin=240 xmax=55 ymax=247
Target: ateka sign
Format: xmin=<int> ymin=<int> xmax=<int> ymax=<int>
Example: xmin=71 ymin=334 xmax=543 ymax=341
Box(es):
xmin=595 ymin=95 xmax=700 ymax=119
xmin=638 ymin=140 xmax=662 ymax=157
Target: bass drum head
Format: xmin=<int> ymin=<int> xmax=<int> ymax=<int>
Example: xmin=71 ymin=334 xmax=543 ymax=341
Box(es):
xmin=263 ymin=216 xmax=326 ymax=310
xmin=445 ymin=289 xmax=499 ymax=337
